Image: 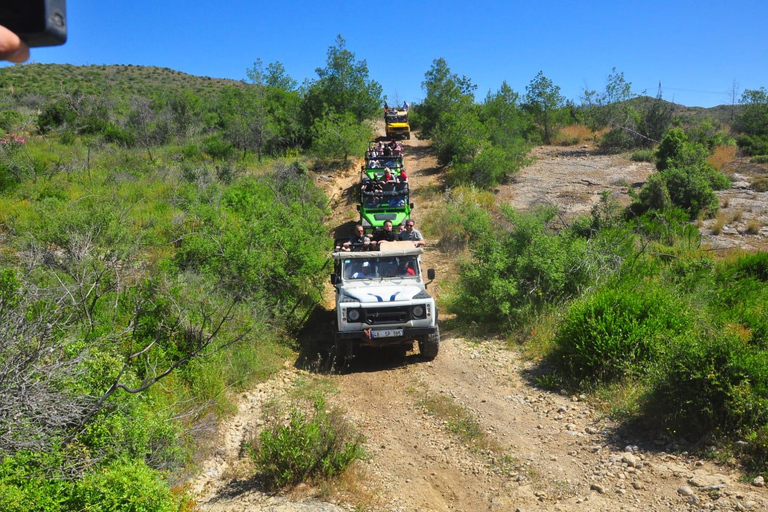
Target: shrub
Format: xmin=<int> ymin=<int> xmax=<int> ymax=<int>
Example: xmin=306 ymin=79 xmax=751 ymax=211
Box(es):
xmin=427 ymin=186 xmax=493 ymax=252
xmin=448 ymin=207 xmax=592 ymax=326
xmin=70 ymin=459 xmax=182 ymax=512
xmin=643 ymin=330 xmax=768 ymax=439
xmin=751 ymin=176 xmax=768 ymax=191
xmin=201 ymin=134 xmax=234 ymax=160
xmin=0 ymin=110 xmax=24 ymax=131
xmin=553 ymin=282 xmax=692 ymax=382
xmin=598 ymin=127 xmax=635 ymax=154
xmin=630 ymin=149 xmax=653 ymax=162
xmin=249 ymin=398 xmax=365 ymax=490
xmin=736 ymin=134 xmax=768 ymax=156
xmin=751 ymin=155 xmax=768 ymax=164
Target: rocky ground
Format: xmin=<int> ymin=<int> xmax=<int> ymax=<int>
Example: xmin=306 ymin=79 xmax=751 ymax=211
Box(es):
xmin=188 ymin=136 xmax=768 ymax=511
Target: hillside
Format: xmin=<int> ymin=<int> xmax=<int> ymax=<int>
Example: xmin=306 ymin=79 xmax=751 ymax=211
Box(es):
xmin=0 ymin=63 xmax=245 ymax=101
xmin=0 ymin=64 xmax=745 ymax=123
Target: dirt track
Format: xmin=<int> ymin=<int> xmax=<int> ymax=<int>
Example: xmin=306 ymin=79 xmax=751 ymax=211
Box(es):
xmin=189 ymin=135 xmax=768 ymax=511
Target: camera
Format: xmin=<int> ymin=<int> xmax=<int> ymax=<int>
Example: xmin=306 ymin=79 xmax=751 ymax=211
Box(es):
xmin=0 ymin=0 xmax=67 ymax=47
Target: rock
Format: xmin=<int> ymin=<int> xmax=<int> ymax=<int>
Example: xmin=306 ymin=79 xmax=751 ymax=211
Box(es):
xmin=590 ymin=483 xmax=605 ymax=494
xmin=752 ymin=475 xmax=765 ymax=487
xmin=678 ymin=485 xmax=694 ymax=496
xmin=621 ymin=453 xmax=638 ymax=467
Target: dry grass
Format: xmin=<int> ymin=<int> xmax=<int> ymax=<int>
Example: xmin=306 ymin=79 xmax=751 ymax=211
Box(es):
xmin=552 ymin=125 xmax=594 ymax=146
xmin=707 ymin=145 xmax=737 ymax=171
xmin=752 ymin=177 xmax=768 ymax=192
xmin=711 ymin=212 xmax=726 ymax=235
xmin=745 ymin=219 xmax=763 ymax=235
xmin=732 ymin=209 xmax=744 ymax=222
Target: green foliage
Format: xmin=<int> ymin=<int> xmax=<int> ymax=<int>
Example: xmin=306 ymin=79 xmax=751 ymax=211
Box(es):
xmin=249 ymin=398 xmax=365 ymax=490
xmin=631 ymin=128 xmax=728 ymax=218
xmin=735 ymin=87 xmax=768 ymax=137
xmin=598 ymin=127 xmax=637 ymax=154
xmin=448 ymin=207 xmax=592 ymax=326
xmin=737 ymin=134 xmax=768 ymax=156
xmin=644 ymin=330 xmax=768 ymax=439
xmin=69 ymin=459 xmax=183 ymax=512
xmin=427 ymin=186 xmax=493 ymax=251
xmin=419 ymin=63 xmax=530 ymax=188
xmin=303 ymin=35 xmax=383 ymax=125
xmin=630 ymin=149 xmax=654 ymax=162
xmin=310 ymin=110 xmax=372 ymax=161
xmin=0 ymin=110 xmax=23 ymax=131
xmin=553 ymin=281 xmax=692 ymax=382
xmin=523 ymin=71 xmax=566 ymax=144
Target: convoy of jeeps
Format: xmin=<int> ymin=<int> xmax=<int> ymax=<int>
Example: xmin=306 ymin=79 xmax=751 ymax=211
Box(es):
xmin=330 ymin=104 xmax=439 ymax=364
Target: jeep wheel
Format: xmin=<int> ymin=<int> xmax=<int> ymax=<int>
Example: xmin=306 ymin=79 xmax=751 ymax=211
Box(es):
xmin=418 ymin=328 xmax=439 ymax=360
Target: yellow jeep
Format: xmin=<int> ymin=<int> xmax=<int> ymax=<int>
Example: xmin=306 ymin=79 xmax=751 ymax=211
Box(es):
xmin=385 ymin=108 xmax=410 ymax=140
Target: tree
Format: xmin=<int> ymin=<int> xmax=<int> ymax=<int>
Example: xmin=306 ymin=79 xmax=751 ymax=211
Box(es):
xmin=218 ymin=85 xmax=272 ymax=161
xmin=310 ymin=110 xmax=371 ymax=161
xmin=418 ymin=58 xmax=476 ymax=138
xmin=735 ymin=87 xmax=768 ymax=136
xmin=523 ymin=71 xmax=565 ymax=144
xmin=303 ymin=35 xmax=383 ymax=125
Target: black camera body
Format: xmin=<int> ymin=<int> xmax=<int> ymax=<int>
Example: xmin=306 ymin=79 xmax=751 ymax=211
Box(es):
xmin=0 ymin=0 xmax=67 ymax=47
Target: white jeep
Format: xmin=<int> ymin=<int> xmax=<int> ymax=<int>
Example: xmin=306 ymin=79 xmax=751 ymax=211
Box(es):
xmin=330 ymin=241 xmax=439 ymax=361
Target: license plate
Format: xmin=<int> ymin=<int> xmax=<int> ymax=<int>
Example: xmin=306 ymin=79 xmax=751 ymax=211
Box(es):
xmin=371 ymin=328 xmax=403 ymax=338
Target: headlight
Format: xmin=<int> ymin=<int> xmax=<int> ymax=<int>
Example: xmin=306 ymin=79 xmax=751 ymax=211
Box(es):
xmin=347 ymin=309 xmax=361 ymax=322
xmin=412 ymin=305 xmax=425 ymax=319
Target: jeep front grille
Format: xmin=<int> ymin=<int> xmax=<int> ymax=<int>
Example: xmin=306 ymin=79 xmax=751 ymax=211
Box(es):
xmin=362 ymin=306 xmax=410 ymax=325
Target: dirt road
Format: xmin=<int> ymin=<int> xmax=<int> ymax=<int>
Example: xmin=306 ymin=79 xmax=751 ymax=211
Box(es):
xmin=190 ymin=136 xmax=768 ymax=511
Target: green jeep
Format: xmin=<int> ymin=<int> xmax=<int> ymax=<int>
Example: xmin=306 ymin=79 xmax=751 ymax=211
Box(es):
xmin=358 ymin=181 xmax=412 ymax=233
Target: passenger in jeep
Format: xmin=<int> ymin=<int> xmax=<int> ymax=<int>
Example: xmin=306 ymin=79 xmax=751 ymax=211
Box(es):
xmin=342 ymin=224 xmax=371 ymax=252
xmin=371 ymin=220 xmax=397 ymax=249
xmin=398 ymin=219 xmax=425 ymax=247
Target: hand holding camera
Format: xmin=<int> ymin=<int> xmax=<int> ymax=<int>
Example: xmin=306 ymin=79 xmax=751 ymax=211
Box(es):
xmin=0 ymin=0 xmax=67 ymax=62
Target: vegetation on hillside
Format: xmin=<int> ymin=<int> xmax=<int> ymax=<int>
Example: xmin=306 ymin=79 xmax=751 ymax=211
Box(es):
xmin=0 ymin=36 xmax=379 ymax=509
xmin=1 ymin=40 xmax=768 ymax=507
xmin=417 ymin=62 xmax=768 ymax=476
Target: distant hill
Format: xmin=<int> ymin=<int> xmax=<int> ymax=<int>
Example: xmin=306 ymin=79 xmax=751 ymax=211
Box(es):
xmin=0 ymin=63 xmax=245 ymax=102
xmin=626 ymin=95 xmax=744 ymax=126
xmin=0 ymin=64 xmax=746 ymax=127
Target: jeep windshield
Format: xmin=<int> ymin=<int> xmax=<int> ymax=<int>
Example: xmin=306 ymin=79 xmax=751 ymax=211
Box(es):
xmin=342 ymin=255 xmax=420 ymax=280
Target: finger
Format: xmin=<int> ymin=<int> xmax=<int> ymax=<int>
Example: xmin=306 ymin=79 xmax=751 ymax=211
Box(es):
xmin=0 ymin=25 xmax=30 ymax=63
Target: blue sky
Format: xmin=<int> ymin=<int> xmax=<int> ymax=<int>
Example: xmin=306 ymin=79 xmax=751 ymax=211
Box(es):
xmin=5 ymin=0 xmax=767 ymax=108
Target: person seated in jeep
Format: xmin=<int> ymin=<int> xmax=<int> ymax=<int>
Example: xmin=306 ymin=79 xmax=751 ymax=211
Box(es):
xmin=371 ymin=220 xmax=397 ymax=249
xmin=342 ymin=224 xmax=370 ymax=252
xmin=398 ymin=219 xmax=425 ymax=247
xmin=350 ymin=260 xmax=375 ymax=279
xmin=398 ymin=169 xmax=408 ymax=183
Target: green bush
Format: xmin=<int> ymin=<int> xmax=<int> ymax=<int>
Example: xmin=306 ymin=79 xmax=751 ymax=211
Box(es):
xmin=629 ymin=149 xmax=653 ymax=162
xmin=448 ymin=207 xmax=592 ymax=326
xmin=249 ymin=398 xmax=365 ymax=490
xmin=70 ymin=459 xmax=182 ymax=512
xmin=0 ymin=110 xmax=24 ymax=131
xmin=554 ymin=281 xmax=692 ymax=382
xmin=428 ymin=186 xmax=493 ymax=251
xmin=737 ymin=134 xmax=768 ymax=156
xmin=201 ymin=134 xmax=234 ymax=159
xmin=644 ymin=330 xmax=768 ymax=438
xmin=598 ymin=127 xmax=636 ymax=154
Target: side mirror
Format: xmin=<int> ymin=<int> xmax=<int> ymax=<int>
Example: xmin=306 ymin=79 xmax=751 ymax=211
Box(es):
xmin=356 ymin=205 xmax=361 ymax=212
xmin=410 ymin=203 xmax=414 ymax=209
xmin=330 ymin=274 xmax=338 ymax=285
xmin=427 ymin=268 xmax=435 ymax=280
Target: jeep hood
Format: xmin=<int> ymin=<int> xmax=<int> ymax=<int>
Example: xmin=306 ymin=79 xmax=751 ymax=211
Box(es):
xmin=342 ymin=284 xmax=428 ymax=304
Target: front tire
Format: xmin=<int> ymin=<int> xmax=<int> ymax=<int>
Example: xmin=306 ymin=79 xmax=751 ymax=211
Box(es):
xmin=418 ymin=327 xmax=439 ymax=360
